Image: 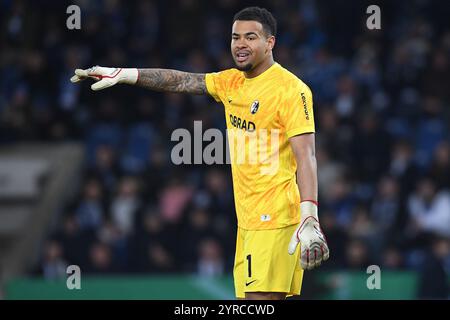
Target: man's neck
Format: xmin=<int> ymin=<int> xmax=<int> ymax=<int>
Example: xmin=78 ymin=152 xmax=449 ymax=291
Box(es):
xmin=244 ymin=57 xmax=275 ymax=79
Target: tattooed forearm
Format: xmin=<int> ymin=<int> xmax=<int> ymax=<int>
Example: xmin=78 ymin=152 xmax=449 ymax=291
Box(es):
xmin=136 ymin=69 xmax=207 ymax=95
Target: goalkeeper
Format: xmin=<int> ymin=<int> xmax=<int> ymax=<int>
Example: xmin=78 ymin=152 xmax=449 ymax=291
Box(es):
xmin=71 ymin=7 xmax=329 ymax=300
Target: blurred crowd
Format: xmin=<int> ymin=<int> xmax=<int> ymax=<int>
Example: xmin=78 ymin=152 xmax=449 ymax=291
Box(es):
xmin=0 ymin=0 xmax=449 ymax=298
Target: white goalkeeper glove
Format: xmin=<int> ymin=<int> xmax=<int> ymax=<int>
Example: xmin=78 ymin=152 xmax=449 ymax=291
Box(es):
xmin=70 ymin=66 xmax=138 ymax=91
xmin=288 ymin=201 xmax=330 ymax=270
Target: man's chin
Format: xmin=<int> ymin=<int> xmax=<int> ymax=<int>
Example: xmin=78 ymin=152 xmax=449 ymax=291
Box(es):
xmin=235 ymin=62 xmax=253 ymax=72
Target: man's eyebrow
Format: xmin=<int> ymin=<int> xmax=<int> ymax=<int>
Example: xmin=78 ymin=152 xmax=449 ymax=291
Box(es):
xmin=232 ymin=32 xmax=259 ymax=37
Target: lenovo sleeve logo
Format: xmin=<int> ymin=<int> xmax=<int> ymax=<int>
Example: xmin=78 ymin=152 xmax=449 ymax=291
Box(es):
xmin=301 ymin=92 xmax=309 ymax=120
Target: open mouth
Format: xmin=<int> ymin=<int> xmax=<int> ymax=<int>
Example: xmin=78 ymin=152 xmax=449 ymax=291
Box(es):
xmin=236 ymin=52 xmax=250 ymax=63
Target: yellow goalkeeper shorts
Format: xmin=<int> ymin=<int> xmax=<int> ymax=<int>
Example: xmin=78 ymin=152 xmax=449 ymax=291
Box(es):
xmin=233 ymin=223 xmax=304 ymax=299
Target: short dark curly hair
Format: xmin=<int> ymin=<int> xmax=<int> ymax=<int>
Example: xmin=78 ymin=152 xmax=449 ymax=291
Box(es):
xmin=233 ymin=7 xmax=277 ymax=37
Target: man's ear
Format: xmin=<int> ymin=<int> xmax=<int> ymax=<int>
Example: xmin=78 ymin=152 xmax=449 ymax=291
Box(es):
xmin=267 ymin=35 xmax=275 ymax=51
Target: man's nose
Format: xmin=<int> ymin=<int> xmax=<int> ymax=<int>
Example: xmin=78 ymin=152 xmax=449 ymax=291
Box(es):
xmin=235 ymin=39 xmax=248 ymax=49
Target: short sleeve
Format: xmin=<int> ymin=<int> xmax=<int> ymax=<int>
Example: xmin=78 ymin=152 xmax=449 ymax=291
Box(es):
xmin=205 ymin=69 xmax=237 ymax=103
xmin=280 ymin=82 xmax=315 ymax=138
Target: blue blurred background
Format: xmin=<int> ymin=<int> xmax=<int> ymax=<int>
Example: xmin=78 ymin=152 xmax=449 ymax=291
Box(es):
xmin=0 ymin=0 xmax=449 ymax=299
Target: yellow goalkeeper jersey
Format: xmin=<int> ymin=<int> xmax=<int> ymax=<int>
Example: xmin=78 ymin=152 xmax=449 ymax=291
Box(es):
xmin=205 ymin=62 xmax=315 ymax=230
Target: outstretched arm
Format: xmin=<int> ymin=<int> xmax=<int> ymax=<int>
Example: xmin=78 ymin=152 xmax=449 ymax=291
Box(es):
xmin=70 ymin=66 xmax=207 ymax=95
xmin=136 ymin=69 xmax=206 ymax=94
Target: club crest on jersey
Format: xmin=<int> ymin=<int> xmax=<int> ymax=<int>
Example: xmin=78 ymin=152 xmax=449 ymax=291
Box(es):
xmin=250 ymin=100 xmax=259 ymax=114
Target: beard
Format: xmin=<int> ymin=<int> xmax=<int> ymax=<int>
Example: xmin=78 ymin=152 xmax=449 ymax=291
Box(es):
xmin=235 ymin=62 xmax=253 ymax=72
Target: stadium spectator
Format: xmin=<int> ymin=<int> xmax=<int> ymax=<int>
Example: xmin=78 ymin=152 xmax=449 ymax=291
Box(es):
xmin=417 ymin=236 xmax=450 ymax=299
xmin=407 ymin=177 xmax=450 ymax=239
xmin=197 ymin=238 xmax=225 ymax=277
xmin=75 ymin=178 xmax=106 ymax=231
xmin=110 ymin=176 xmax=142 ymax=236
xmin=40 ymin=240 xmax=68 ymax=280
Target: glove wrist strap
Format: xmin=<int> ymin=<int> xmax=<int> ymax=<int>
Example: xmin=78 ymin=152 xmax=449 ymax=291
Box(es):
xmin=120 ymin=68 xmax=139 ymax=84
xmin=300 ymin=200 xmax=319 ymax=222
